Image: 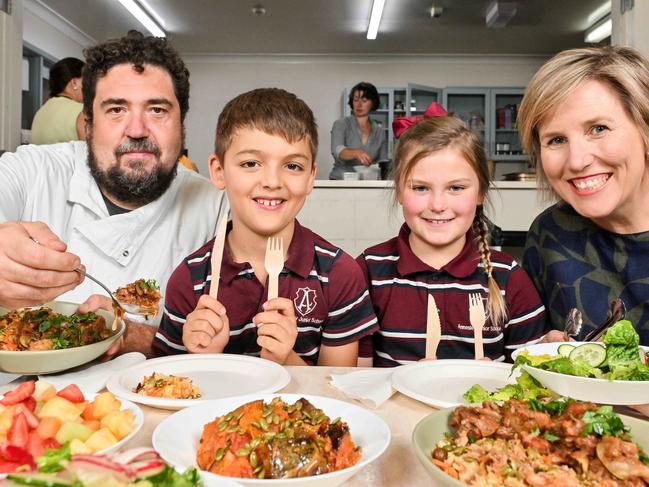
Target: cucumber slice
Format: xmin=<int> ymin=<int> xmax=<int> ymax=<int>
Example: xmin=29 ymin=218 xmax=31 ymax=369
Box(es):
xmin=569 ymin=343 xmax=607 ymax=367
xmin=557 ymin=344 xmax=575 ymax=357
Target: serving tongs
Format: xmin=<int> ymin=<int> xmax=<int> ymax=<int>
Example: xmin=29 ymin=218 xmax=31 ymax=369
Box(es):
xmin=583 ymin=298 xmax=627 ymax=342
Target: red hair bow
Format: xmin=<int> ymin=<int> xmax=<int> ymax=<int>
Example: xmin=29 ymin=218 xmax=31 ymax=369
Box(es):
xmin=392 ymin=101 xmax=448 ymax=138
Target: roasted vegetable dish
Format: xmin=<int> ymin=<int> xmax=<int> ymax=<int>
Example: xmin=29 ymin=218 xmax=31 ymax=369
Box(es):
xmin=114 ymin=279 xmax=161 ymax=316
xmin=133 ymin=372 xmax=201 ymax=399
xmin=197 ymin=397 xmax=361 ymax=479
xmin=0 ymin=307 xmax=110 ymax=351
xmin=432 ymin=398 xmax=649 ymax=486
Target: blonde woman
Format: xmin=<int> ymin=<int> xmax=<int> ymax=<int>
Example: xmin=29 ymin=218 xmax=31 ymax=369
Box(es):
xmin=356 ymin=116 xmax=547 ymax=366
xmin=518 ymin=46 xmax=649 ymax=343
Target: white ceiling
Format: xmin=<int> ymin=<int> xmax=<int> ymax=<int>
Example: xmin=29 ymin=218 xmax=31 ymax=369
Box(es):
xmin=37 ymin=0 xmax=609 ymax=55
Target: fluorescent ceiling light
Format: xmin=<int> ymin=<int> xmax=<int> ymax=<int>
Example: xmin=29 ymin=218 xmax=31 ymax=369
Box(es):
xmin=117 ymin=0 xmax=166 ymax=37
xmin=585 ymin=16 xmax=611 ymax=43
xmin=587 ymin=1 xmax=611 ymax=27
xmin=366 ymin=0 xmax=386 ymax=40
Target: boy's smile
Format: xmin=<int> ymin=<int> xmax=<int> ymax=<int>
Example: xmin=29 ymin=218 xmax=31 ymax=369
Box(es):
xmin=209 ymin=128 xmax=316 ymax=243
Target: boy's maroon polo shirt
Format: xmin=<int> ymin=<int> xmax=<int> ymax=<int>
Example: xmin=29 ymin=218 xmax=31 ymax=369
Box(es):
xmin=154 ymin=221 xmax=378 ymax=364
xmin=356 ymin=224 xmax=548 ymax=366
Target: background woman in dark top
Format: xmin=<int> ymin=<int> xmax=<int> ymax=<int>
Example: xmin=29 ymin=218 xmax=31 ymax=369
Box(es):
xmin=329 ymin=81 xmax=388 ymax=179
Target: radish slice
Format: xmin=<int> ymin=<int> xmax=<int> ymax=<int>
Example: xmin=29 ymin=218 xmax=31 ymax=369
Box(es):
xmin=113 ymin=447 xmax=160 ymax=465
xmin=68 ymin=455 xmax=136 ymax=482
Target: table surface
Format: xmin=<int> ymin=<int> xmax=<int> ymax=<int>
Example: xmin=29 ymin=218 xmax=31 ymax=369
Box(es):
xmin=130 ymin=365 xmax=437 ymax=486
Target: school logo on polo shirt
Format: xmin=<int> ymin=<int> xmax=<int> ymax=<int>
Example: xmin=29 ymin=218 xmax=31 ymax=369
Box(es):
xmin=294 ymin=287 xmax=317 ymax=316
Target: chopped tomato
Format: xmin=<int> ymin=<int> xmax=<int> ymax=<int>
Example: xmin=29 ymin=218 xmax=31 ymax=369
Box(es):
xmin=8 ymin=412 xmax=29 ymax=449
xmin=14 ymin=404 xmax=39 ymax=430
xmin=0 ymin=460 xmax=25 ymax=473
xmin=56 ymin=384 xmax=85 ymax=403
xmin=0 ymin=381 xmax=36 ymax=406
xmin=26 ymin=431 xmax=44 ymax=459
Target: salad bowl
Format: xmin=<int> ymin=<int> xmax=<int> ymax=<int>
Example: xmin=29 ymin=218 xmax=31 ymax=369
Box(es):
xmin=512 ymin=341 xmax=649 ymax=405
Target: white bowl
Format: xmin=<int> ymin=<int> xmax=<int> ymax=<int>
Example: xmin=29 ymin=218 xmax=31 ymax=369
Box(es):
xmin=152 ymin=393 xmax=391 ymax=487
xmin=0 ymin=301 xmax=125 ymax=374
xmin=512 ymin=341 xmax=649 ymax=405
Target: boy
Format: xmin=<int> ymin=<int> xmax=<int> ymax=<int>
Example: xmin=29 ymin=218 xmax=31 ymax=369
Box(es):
xmin=153 ymin=88 xmax=378 ymax=365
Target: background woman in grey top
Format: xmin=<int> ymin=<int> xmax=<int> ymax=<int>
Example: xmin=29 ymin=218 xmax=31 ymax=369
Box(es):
xmin=329 ymin=81 xmax=388 ymax=179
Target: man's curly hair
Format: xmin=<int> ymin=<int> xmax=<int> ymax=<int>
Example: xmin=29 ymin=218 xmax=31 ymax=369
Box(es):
xmin=82 ymin=30 xmax=190 ymax=123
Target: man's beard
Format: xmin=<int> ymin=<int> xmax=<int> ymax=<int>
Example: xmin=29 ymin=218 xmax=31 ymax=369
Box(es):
xmin=87 ymin=132 xmax=180 ymax=208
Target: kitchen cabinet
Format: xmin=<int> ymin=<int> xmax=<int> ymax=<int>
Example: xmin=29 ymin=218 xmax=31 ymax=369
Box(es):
xmin=442 ymin=87 xmax=527 ymax=164
xmin=343 ymin=83 xmax=442 ymax=157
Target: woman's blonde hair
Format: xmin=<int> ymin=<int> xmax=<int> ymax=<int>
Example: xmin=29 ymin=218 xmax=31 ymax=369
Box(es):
xmin=392 ymin=116 xmax=507 ymax=327
xmin=518 ymin=46 xmax=649 ymax=199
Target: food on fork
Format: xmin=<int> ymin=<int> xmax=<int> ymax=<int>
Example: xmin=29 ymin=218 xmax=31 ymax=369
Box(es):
xmin=431 ymin=398 xmax=649 ymax=485
xmin=133 ymin=372 xmax=201 ymax=400
xmin=114 ymin=279 xmax=161 ymax=317
xmin=196 ymin=397 xmax=361 ymax=479
xmin=0 ymin=307 xmax=111 ymax=351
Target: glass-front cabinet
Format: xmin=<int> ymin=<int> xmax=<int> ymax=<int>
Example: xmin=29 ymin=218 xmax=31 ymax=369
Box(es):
xmin=490 ymin=88 xmax=526 ymax=161
xmin=442 ymin=88 xmax=490 ymax=150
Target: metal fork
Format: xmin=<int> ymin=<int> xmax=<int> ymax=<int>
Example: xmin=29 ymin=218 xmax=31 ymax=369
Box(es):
xmin=468 ymin=293 xmax=486 ymax=360
xmin=264 ymin=237 xmax=284 ymax=300
xmin=74 ymin=268 xmax=123 ymax=330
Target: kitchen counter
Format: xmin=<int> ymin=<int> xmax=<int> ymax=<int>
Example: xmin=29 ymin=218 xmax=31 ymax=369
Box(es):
xmin=299 ymin=180 xmax=552 ymax=256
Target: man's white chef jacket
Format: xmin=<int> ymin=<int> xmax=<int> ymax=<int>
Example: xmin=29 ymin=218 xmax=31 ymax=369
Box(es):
xmin=0 ymin=142 xmax=228 ymax=323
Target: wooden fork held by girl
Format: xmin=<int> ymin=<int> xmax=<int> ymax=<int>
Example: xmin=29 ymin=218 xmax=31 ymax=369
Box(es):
xmin=468 ymin=293 xmax=486 ymax=360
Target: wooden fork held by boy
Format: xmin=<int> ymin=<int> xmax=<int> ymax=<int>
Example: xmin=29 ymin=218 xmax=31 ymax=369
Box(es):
xmin=468 ymin=293 xmax=486 ymax=360
xmin=209 ymin=217 xmax=228 ymax=299
xmin=425 ymin=294 xmax=441 ymax=359
xmin=264 ymin=237 xmax=284 ymax=300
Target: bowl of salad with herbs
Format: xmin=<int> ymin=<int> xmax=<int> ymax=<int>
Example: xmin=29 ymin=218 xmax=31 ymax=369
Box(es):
xmin=510 ymin=320 xmax=649 ymax=405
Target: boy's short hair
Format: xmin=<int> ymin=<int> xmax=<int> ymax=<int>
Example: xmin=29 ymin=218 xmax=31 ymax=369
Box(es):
xmin=214 ymin=88 xmax=318 ymax=163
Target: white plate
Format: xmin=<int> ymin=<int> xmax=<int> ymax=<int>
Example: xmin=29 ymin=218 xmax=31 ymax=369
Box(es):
xmin=0 ymin=301 xmax=125 ymax=375
xmin=512 ymin=342 xmax=649 ymax=405
xmin=106 ymin=354 xmax=291 ymax=410
xmin=391 ymin=359 xmax=518 ymax=408
xmin=152 ymin=393 xmax=391 ymax=487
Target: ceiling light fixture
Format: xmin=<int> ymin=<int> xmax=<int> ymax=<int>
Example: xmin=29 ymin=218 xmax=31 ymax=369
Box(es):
xmin=366 ymin=0 xmax=386 ymax=40
xmin=117 ymin=0 xmax=166 ymax=37
xmin=585 ymin=15 xmax=612 ymax=43
xmin=485 ymin=0 xmax=517 ymax=28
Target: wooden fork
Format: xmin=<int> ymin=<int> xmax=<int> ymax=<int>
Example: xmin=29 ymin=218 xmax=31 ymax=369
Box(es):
xmin=468 ymin=293 xmax=486 ymax=360
xmin=264 ymin=237 xmax=284 ymax=300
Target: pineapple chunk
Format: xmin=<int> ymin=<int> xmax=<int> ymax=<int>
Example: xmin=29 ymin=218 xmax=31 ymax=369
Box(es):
xmin=69 ymin=438 xmax=92 ymax=455
xmin=84 ymin=427 xmax=118 ymax=453
xmin=100 ymin=409 xmax=134 ymax=440
xmin=91 ymin=392 xmax=122 ymax=420
xmin=37 ymin=397 xmax=82 ymax=423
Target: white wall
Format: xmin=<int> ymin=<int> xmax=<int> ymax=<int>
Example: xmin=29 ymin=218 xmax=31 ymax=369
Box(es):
xmin=184 ymin=55 xmax=548 ymax=178
xmin=22 ymin=0 xmax=92 ymax=59
xmin=0 ymin=1 xmax=23 ymax=152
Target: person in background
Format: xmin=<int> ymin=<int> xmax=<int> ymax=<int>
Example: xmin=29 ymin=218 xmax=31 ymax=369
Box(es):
xmin=31 ymin=57 xmax=86 ymax=144
xmin=154 ymin=88 xmax=378 ymax=365
xmin=329 ymin=81 xmax=388 ymax=179
xmin=356 ymin=116 xmax=547 ymax=366
xmin=518 ymin=46 xmax=649 ymax=344
xmin=0 ymin=31 xmax=227 ymax=356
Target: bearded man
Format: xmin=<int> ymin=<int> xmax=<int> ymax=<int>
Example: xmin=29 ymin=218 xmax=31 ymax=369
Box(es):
xmin=0 ymin=32 xmax=228 ymax=353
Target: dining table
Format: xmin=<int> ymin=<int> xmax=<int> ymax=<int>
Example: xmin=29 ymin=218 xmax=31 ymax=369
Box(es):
xmin=127 ymin=365 xmax=437 ymax=486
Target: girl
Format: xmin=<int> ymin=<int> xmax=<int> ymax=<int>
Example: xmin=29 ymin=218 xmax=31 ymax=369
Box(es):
xmin=357 ymin=116 xmax=547 ymax=366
